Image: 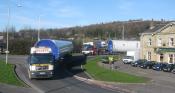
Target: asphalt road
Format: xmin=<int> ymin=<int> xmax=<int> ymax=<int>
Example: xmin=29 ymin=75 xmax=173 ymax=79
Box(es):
xmin=0 ymin=55 xmax=121 ymax=93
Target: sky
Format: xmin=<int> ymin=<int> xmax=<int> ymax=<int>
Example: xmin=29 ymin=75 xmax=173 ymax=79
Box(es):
xmin=0 ymin=0 xmax=175 ymax=31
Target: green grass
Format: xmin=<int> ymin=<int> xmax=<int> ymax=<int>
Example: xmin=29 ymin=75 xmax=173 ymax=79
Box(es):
xmin=84 ymin=56 xmax=148 ymax=83
xmin=0 ymin=60 xmax=25 ymax=86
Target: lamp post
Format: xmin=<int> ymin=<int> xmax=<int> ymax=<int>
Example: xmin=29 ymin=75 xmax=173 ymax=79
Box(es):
xmin=5 ymin=1 xmax=11 ymax=64
xmin=5 ymin=0 xmax=22 ymax=64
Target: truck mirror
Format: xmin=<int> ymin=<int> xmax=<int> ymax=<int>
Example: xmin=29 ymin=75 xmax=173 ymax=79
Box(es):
xmin=27 ymin=56 xmax=30 ymax=63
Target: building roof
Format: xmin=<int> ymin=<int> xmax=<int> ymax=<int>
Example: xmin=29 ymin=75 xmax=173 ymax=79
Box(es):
xmin=141 ymin=22 xmax=175 ymax=35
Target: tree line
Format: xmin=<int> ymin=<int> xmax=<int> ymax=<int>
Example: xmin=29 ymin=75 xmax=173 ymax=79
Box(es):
xmin=0 ymin=20 xmax=169 ymax=55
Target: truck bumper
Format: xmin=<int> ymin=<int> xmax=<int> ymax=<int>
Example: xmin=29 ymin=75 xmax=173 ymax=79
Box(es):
xmin=29 ymin=70 xmax=53 ymax=79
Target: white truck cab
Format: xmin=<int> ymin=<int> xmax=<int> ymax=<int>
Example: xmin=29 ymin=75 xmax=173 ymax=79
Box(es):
xmin=27 ymin=47 xmax=54 ymax=79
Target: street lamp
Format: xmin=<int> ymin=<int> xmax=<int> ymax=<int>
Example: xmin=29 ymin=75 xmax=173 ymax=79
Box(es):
xmin=5 ymin=0 xmax=22 ymax=64
xmin=5 ymin=0 xmax=11 ymax=64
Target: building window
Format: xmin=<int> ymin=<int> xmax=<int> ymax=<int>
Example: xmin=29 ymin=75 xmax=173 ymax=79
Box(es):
xmin=157 ymin=38 xmax=162 ymax=47
xmin=147 ymin=52 xmax=151 ymax=61
xmin=168 ymin=54 xmax=175 ymax=64
xmin=160 ymin=54 xmax=164 ymax=62
xmin=148 ymin=38 xmax=152 ymax=46
xmin=169 ymin=38 xmax=174 ymax=47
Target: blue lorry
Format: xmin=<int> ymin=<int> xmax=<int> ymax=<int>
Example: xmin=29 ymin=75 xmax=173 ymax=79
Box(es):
xmin=27 ymin=39 xmax=73 ymax=79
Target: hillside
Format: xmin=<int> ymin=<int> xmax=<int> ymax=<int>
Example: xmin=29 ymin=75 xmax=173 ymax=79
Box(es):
xmin=0 ymin=20 xmax=170 ymax=54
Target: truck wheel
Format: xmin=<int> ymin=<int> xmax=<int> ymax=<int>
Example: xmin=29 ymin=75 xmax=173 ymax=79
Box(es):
xmin=147 ymin=66 xmax=149 ymax=69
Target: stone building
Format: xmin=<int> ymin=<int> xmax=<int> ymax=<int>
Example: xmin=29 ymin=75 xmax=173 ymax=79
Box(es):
xmin=140 ymin=22 xmax=175 ymax=64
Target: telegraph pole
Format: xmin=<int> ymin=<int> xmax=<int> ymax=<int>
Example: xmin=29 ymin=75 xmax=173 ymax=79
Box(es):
xmin=38 ymin=15 xmax=41 ymax=41
xmin=122 ymin=25 xmax=125 ymax=40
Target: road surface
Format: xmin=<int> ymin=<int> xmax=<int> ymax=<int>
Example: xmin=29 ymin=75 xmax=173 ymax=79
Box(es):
xmin=0 ymin=55 xmax=121 ymax=93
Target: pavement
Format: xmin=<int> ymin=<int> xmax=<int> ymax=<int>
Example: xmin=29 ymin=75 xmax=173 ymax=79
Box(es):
xmin=0 ymin=83 xmax=36 ymax=93
xmin=97 ymin=60 xmax=175 ymax=93
xmin=0 ymin=55 xmax=122 ymax=93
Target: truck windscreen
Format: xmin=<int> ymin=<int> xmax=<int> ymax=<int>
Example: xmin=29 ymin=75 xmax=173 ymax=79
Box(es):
xmin=82 ymin=45 xmax=93 ymax=51
xmin=30 ymin=54 xmax=53 ymax=64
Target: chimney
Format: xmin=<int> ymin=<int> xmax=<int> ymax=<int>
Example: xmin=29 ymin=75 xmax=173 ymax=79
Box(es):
xmin=149 ymin=19 xmax=154 ymax=29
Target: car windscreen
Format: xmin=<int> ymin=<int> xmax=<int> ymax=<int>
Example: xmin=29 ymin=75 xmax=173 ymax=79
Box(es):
xmin=30 ymin=54 xmax=53 ymax=64
xmin=124 ymin=56 xmax=134 ymax=59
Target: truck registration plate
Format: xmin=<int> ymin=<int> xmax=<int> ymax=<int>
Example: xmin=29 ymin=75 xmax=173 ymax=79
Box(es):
xmin=40 ymin=72 xmax=46 ymax=75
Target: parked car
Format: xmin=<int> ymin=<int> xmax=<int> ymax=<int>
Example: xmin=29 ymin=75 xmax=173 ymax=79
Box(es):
xmin=122 ymin=56 xmax=134 ymax=64
xmin=152 ymin=63 xmax=167 ymax=71
xmin=162 ymin=64 xmax=175 ymax=72
xmin=131 ymin=59 xmax=147 ymax=67
xmin=140 ymin=61 xmax=156 ymax=69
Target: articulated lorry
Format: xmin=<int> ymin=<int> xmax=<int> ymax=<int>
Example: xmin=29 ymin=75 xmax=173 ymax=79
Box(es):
xmin=82 ymin=40 xmax=107 ymax=55
xmin=82 ymin=42 xmax=95 ymax=55
xmin=27 ymin=39 xmax=73 ymax=79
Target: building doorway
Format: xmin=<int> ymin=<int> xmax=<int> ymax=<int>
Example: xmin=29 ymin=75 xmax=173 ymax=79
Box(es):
xmin=159 ymin=54 xmax=164 ymax=62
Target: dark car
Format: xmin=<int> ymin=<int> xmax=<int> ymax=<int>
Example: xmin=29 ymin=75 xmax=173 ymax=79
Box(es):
xmin=140 ymin=61 xmax=156 ymax=69
xmin=152 ymin=63 xmax=167 ymax=71
xmin=162 ymin=64 xmax=175 ymax=72
xmin=172 ymin=67 xmax=175 ymax=74
xmin=131 ymin=59 xmax=147 ymax=67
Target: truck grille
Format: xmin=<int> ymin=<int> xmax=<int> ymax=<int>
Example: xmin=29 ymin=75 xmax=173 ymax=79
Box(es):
xmin=36 ymin=66 xmax=48 ymax=71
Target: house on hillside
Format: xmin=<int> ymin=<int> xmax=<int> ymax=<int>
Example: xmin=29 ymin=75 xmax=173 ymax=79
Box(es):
xmin=140 ymin=22 xmax=175 ymax=64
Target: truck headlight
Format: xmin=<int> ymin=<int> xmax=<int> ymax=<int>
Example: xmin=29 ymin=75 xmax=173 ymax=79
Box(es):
xmin=49 ymin=65 xmax=54 ymax=70
xmin=29 ymin=66 xmax=36 ymax=71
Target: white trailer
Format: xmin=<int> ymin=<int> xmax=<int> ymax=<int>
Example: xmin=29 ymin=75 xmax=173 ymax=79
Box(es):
xmin=108 ymin=40 xmax=140 ymax=52
xmin=108 ymin=40 xmax=140 ymax=60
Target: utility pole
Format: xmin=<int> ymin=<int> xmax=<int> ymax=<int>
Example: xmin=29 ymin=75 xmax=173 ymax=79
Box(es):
xmin=115 ymin=30 xmax=117 ymax=39
xmin=108 ymin=32 xmax=110 ymax=39
xmin=38 ymin=15 xmax=41 ymax=41
xmin=122 ymin=25 xmax=125 ymax=40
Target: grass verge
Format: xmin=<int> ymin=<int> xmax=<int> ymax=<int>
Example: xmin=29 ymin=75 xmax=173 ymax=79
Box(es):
xmin=83 ymin=56 xmax=148 ymax=83
xmin=0 ymin=60 xmax=25 ymax=87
